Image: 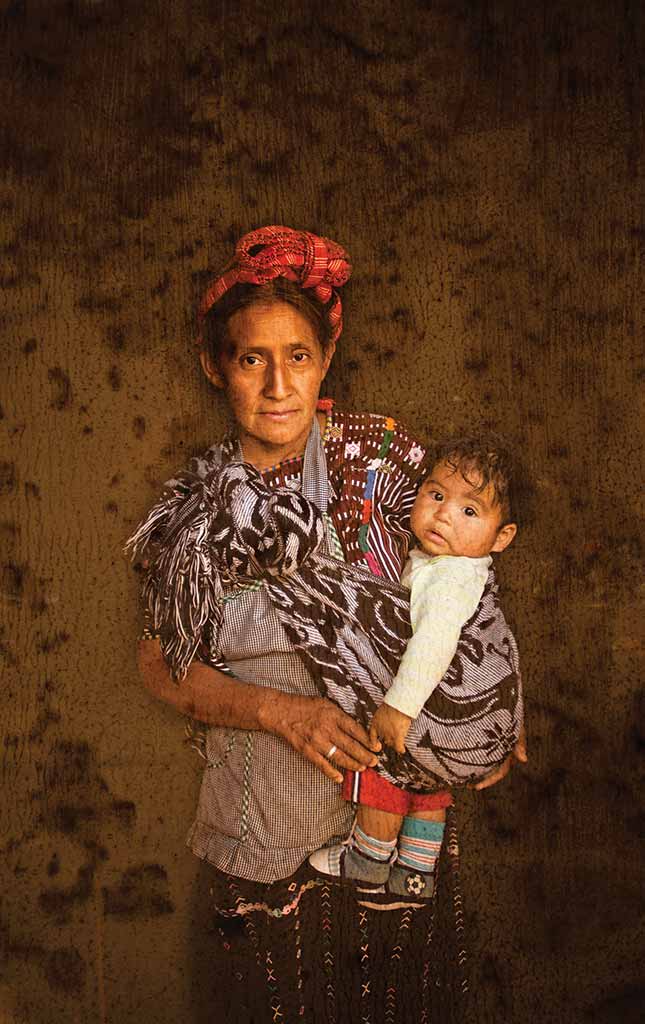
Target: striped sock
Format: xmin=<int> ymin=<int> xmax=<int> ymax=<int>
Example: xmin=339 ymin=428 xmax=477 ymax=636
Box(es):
xmin=353 ymin=824 xmax=397 ymax=863
xmin=397 ymin=817 xmax=445 ymax=874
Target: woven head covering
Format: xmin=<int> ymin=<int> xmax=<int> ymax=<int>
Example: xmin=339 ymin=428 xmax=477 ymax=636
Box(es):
xmin=197 ymin=225 xmax=351 ymax=346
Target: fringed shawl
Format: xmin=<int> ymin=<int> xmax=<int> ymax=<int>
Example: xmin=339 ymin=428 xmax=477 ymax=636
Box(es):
xmin=127 ymin=460 xmax=523 ymax=790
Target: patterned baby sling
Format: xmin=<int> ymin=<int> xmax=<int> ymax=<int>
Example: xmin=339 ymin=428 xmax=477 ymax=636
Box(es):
xmin=126 ymin=421 xmax=523 ymax=790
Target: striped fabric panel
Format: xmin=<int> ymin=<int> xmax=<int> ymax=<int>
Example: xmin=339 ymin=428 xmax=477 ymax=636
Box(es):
xmin=242 ymin=405 xmax=426 ymax=578
xmin=322 ymin=407 xmax=426 ymax=579
xmin=400 ymin=838 xmax=443 ymax=855
xmin=355 ymin=826 xmax=397 ymax=862
xmin=397 ymin=835 xmax=443 ymax=871
xmin=397 ymin=851 xmax=441 ymax=871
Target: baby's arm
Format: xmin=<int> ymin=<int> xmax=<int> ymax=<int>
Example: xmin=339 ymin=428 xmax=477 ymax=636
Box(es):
xmin=369 ymin=704 xmax=412 ymax=754
xmin=377 ymin=556 xmax=487 ymax=749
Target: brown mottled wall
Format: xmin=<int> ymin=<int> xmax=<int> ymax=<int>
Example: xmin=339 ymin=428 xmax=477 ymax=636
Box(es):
xmin=1 ymin=1 xmax=643 ymax=1021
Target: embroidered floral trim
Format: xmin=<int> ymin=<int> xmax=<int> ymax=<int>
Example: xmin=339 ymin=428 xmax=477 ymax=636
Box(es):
xmin=345 ymin=441 xmax=361 ymax=459
xmin=319 ymin=398 xmax=335 ymax=445
xmin=213 ymin=877 xmax=323 ymax=919
xmin=357 ymin=417 xmax=397 ymax=577
xmin=324 ymin=513 xmax=345 ymax=561
xmin=321 ymin=884 xmax=337 ymax=1022
xmin=188 ymin=724 xmax=237 ymax=770
xmin=407 ymin=444 xmax=426 ymax=465
xmin=239 ymin=731 xmax=254 ymax=842
xmin=221 ymin=580 xmax=263 ymax=602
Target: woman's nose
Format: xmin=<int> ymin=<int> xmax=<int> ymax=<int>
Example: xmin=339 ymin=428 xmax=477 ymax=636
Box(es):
xmin=263 ymin=361 xmax=292 ymax=398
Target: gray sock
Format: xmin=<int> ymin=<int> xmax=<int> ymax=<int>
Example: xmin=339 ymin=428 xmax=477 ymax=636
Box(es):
xmin=342 ymin=846 xmax=392 ymax=884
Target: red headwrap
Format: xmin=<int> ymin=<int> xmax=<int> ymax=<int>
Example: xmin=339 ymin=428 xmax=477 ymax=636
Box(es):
xmin=197 ymin=225 xmax=352 ymax=346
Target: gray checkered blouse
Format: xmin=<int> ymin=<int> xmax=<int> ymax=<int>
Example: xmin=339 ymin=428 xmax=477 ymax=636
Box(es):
xmin=177 ymin=406 xmax=427 ymax=882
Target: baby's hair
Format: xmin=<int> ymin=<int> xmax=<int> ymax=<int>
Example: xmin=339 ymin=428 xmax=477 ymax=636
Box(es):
xmin=427 ymin=433 xmax=534 ymax=526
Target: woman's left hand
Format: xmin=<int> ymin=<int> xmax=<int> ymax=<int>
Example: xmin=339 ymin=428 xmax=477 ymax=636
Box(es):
xmin=473 ymin=724 xmax=528 ymax=790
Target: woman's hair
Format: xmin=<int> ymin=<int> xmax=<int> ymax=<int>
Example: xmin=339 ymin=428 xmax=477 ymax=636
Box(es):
xmin=428 ymin=433 xmax=535 ymax=526
xmin=202 ymin=278 xmax=335 ymax=366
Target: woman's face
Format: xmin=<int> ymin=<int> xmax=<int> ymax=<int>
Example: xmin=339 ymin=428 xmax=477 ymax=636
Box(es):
xmin=200 ymin=300 xmax=335 ymax=469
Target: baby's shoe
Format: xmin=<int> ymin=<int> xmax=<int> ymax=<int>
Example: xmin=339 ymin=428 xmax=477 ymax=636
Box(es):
xmin=309 ymin=842 xmax=394 ymax=891
xmin=386 ymin=863 xmax=435 ymax=900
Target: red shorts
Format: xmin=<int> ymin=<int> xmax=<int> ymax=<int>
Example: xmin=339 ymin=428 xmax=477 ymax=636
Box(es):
xmin=342 ymin=768 xmax=453 ymax=815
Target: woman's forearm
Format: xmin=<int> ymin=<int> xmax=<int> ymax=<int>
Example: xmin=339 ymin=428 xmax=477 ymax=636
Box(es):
xmin=137 ymin=638 xmax=379 ymax=781
xmin=137 ymin=638 xmax=280 ymax=731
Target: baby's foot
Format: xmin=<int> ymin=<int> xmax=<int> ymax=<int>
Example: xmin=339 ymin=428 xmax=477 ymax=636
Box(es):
xmin=387 ymin=863 xmax=435 ymax=900
xmin=308 ymin=842 xmax=394 ymax=891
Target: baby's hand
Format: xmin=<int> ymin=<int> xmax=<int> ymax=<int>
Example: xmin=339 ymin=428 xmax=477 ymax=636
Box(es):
xmin=369 ymin=704 xmax=413 ymax=755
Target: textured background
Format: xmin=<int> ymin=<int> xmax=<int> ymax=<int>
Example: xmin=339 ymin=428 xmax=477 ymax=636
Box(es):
xmin=1 ymin=1 xmax=643 ymax=1021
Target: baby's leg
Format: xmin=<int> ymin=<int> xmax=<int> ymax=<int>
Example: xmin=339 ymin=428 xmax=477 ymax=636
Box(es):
xmin=387 ymin=807 xmax=446 ymax=899
xmin=356 ymin=804 xmax=402 ymax=842
xmin=344 ymin=804 xmax=403 ymax=881
xmin=308 ymin=772 xmax=405 ymax=887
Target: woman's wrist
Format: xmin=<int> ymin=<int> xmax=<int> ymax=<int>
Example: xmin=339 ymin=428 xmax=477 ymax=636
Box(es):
xmin=256 ymin=687 xmax=296 ymax=736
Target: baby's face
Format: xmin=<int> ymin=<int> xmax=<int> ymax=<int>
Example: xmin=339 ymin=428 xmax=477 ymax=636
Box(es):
xmin=410 ymin=461 xmax=515 ymax=559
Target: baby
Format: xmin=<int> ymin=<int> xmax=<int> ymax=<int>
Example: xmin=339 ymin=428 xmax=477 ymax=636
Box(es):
xmin=310 ymin=434 xmax=525 ymax=899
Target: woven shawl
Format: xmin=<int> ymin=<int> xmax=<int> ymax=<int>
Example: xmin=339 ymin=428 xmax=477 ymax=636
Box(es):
xmin=127 ymin=453 xmax=523 ymax=791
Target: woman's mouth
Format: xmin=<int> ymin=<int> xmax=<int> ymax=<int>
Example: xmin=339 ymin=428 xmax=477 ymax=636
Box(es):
xmin=261 ymin=410 xmax=297 ymax=421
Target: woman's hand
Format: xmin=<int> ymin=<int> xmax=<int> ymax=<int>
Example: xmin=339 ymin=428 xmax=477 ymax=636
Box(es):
xmin=368 ymin=704 xmax=412 ymax=755
xmin=473 ymin=725 xmax=528 ymax=790
xmin=138 ymin=640 xmax=380 ymax=784
xmin=260 ymin=692 xmax=381 ymax=784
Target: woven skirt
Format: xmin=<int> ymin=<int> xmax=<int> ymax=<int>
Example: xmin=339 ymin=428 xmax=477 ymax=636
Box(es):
xmin=188 ymin=808 xmax=467 ymax=1024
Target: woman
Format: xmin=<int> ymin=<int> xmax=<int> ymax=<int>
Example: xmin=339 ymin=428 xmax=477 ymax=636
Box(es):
xmin=134 ymin=226 xmax=524 ymax=1022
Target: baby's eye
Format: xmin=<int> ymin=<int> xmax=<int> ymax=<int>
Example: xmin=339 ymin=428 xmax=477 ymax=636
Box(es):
xmin=431 ymin=491 xmax=444 ymax=502
xmin=463 ymin=507 xmax=477 ymax=517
